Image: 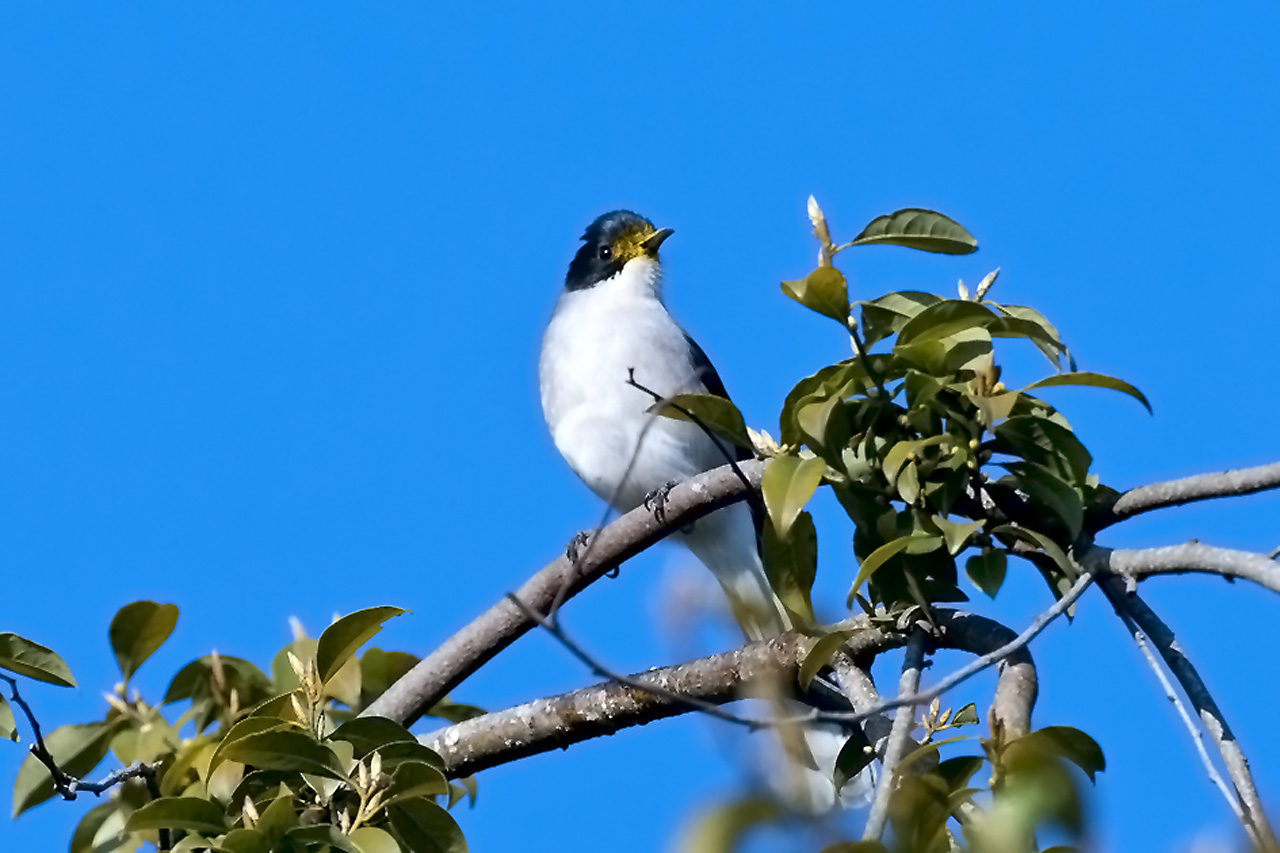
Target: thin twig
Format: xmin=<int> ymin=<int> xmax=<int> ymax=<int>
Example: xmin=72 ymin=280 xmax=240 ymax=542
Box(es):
xmin=1097 ymin=578 xmax=1277 ymax=850
xmin=863 ymin=627 xmax=927 ymax=841
xmin=1110 ymin=609 xmax=1243 ymax=824
xmin=1101 ymin=460 xmax=1280 ymax=527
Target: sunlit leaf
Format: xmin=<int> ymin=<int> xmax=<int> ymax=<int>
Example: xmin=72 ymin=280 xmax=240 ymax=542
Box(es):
xmin=761 ymin=455 xmax=826 ymax=537
xmin=109 ymin=601 xmax=179 ymax=683
xmin=781 ymin=266 xmax=850 ymax=323
xmin=857 ymin=291 xmax=943 ymax=347
xmin=896 ymin=300 xmax=999 ymax=347
xmin=124 ymin=796 xmax=227 ymax=834
xmin=316 ymin=607 xmax=406 ymax=685
xmin=1022 ymin=372 xmax=1152 ymax=414
xmin=218 ymin=730 xmax=346 ymax=780
xmin=933 ymin=516 xmax=984 ymax=556
xmin=0 ymin=694 xmax=16 ymax=742
xmin=381 ymin=760 xmax=450 ymax=808
xmin=0 ymin=633 xmax=75 ymax=687
xmin=351 ymin=826 xmax=402 ymax=853
xmin=850 ymin=208 xmax=978 ymax=255
xmin=649 ymin=393 xmax=752 ymax=452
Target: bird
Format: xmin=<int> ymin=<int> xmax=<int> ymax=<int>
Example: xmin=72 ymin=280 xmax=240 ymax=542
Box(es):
xmin=538 ymin=209 xmax=788 ymax=639
xmin=539 ymin=210 xmax=876 ymax=812
xmin=538 ymin=210 xmax=874 ymax=812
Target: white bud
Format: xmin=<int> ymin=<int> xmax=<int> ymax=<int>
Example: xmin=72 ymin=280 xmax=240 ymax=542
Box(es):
xmin=975 ymin=267 xmax=1000 ymax=301
xmin=957 ymin=278 xmax=969 ymax=300
xmin=242 ymin=795 xmax=259 ymax=827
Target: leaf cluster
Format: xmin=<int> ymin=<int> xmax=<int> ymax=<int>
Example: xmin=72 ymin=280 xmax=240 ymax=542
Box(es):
xmin=4 ymin=603 xmax=478 ymax=852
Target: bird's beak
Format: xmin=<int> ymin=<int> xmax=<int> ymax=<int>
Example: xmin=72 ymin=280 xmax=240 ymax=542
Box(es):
xmin=641 ymin=227 xmax=674 ymax=256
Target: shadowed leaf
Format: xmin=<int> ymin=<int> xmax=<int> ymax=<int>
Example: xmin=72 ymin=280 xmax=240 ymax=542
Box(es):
xmin=0 ymin=694 xmax=15 ymax=741
xmin=1022 ymin=372 xmax=1152 ymax=414
xmin=316 ymin=607 xmax=406 ymax=685
xmin=109 ymin=601 xmax=179 ymax=683
xmin=388 ymin=799 xmax=468 ymax=853
xmin=763 ymin=510 xmax=818 ymax=627
xmin=649 ymin=393 xmax=751 ymax=451
xmin=966 ymin=549 xmax=1008 ymax=598
xmin=847 ymin=534 xmax=943 ymax=606
xmin=218 ymin=730 xmax=346 ymax=780
xmin=0 ymin=633 xmax=75 ymax=687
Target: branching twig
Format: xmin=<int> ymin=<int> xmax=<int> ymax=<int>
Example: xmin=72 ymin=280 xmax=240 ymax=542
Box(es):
xmin=1101 ymin=460 xmax=1280 ymax=527
xmin=0 ymin=674 xmax=166 ymax=847
xmin=863 ymin=627 xmax=927 ymax=841
xmin=1097 ymin=578 xmax=1277 ymax=850
xmin=1110 ymin=608 xmax=1243 ymax=825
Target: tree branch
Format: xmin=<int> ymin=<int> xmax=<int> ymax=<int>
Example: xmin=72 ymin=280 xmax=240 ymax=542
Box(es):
xmin=1101 ymin=460 xmax=1280 ymax=527
xmin=863 ymin=627 xmax=927 ymax=841
xmin=362 ymin=459 xmax=766 ymax=725
xmin=1085 ymin=542 xmax=1280 ymax=597
xmin=1096 ymin=578 xmax=1277 ymax=850
xmin=419 ymin=608 xmax=1040 ymax=779
xmin=1109 ymin=607 xmax=1244 ymax=826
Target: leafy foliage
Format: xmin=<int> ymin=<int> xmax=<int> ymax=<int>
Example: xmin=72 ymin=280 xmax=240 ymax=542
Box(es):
xmin=4 ymin=605 xmax=478 ymax=852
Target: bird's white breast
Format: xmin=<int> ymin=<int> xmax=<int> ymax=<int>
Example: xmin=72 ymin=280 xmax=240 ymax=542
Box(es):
xmin=539 ymin=258 xmax=722 ymax=510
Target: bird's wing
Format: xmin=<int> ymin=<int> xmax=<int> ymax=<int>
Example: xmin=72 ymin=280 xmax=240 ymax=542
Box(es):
xmin=682 ymin=332 xmax=754 ymax=465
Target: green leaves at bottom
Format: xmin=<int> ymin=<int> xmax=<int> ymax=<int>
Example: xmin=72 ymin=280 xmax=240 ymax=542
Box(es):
xmin=678 ymin=796 xmax=781 ymax=853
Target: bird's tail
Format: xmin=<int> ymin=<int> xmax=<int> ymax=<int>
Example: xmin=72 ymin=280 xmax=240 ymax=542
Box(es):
xmin=674 ymin=501 xmax=876 ymax=812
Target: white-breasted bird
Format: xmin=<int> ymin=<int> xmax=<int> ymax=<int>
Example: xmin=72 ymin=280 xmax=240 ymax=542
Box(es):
xmin=539 ymin=210 xmax=873 ymax=812
xmin=538 ymin=210 xmax=787 ymax=638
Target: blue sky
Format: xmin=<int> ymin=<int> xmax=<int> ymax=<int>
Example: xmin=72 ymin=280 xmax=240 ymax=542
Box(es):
xmin=2 ymin=3 xmax=1278 ymax=851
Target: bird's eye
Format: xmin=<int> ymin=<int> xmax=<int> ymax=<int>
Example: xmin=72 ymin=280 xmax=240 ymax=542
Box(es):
xmin=598 ymin=244 xmax=612 ymax=261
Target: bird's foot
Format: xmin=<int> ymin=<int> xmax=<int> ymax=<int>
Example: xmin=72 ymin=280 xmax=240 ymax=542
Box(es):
xmin=565 ymin=530 xmax=594 ymax=564
xmin=643 ymin=480 xmax=680 ymax=524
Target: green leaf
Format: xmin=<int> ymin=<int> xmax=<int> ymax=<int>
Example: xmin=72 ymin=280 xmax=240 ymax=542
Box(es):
xmin=1001 ymin=461 xmax=1084 ymax=538
xmin=951 ymin=703 xmax=980 ymax=726
xmin=219 ymin=829 xmax=272 ymax=853
xmin=761 ymin=455 xmax=826 ymax=537
xmin=1022 ymin=372 xmax=1152 ymax=414
xmin=857 ymin=291 xmax=943 ymax=347
xmin=381 ymin=760 xmax=450 ymax=808
xmin=648 ymin=393 xmax=752 ymax=452
xmin=849 ymin=208 xmax=978 ymax=255
xmin=991 ymin=523 xmax=1077 ymax=585
xmin=13 ymin=722 xmax=115 ymax=816
xmin=896 ymin=460 xmax=921 ymax=504
xmin=109 ymin=600 xmax=179 ymax=683
xmin=933 ymin=516 xmax=984 ymax=556
xmin=994 ymin=415 xmax=1092 ymax=485
xmin=833 ymin=728 xmax=874 ymax=791
xmin=387 ymin=799 xmax=469 ymax=853
xmin=0 ymin=694 xmax=16 ymax=741
xmin=936 ymin=755 xmax=986 ymax=792
xmin=798 ymin=630 xmax=855 ymax=691
xmin=762 ymin=510 xmax=818 ymax=627
xmin=284 ymin=825 xmax=363 ymax=853
xmin=847 ymin=534 xmax=943 ymax=606
xmin=897 ymin=735 xmax=970 ymax=774
xmin=426 ymin=699 xmax=487 ymax=726
xmin=351 ymin=826 xmax=402 ymax=853
xmin=819 ymin=844 xmax=888 ymax=853
xmin=316 ymin=606 xmax=406 ymax=685
xmin=329 ymin=716 xmax=418 ymax=759
xmin=896 ymin=300 xmax=999 ymax=347
xmin=781 ymin=266 xmax=850 ymax=323
xmin=0 ymin=633 xmax=76 ymax=687
xmin=360 ymin=648 xmax=419 ymax=706
xmin=1011 ymin=726 xmax=1107 ymax=782
xmin=678 ymin=795 xmax=780 ymax=853
xmin=124 ymin=796 xmax=228 ymax=834
xmin=218 ymin=730 xmax=347 ymax=780
xmin=70 ymin=799 xmax=129 ymax=853
xmin=966 ymin=549 xmax=1008 ymax=598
